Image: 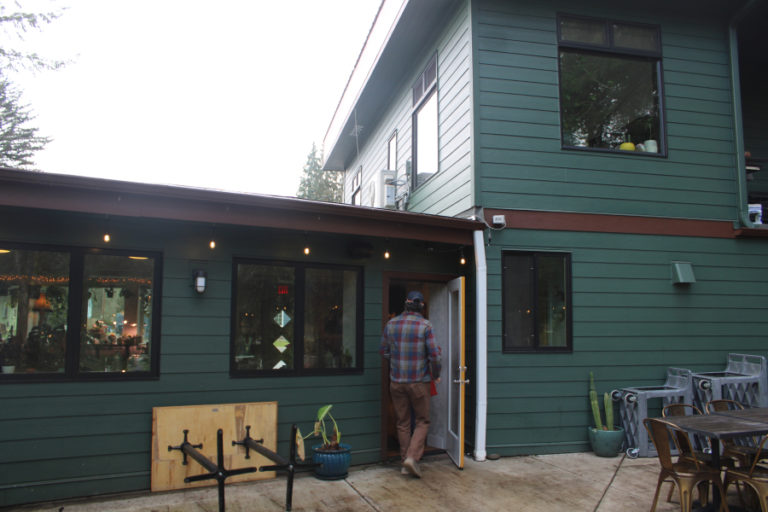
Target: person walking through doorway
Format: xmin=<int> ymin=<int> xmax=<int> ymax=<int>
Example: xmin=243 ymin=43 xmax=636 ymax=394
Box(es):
xmin=380 ymin=290 xmax=441 ymax=478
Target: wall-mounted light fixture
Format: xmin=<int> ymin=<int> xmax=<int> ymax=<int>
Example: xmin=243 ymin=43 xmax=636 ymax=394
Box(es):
xmin=459 ymin=247 xmax=467 ymax=265
xmin=384 ymin=249 xmax=391 ymax=259
xmin=194 ymin=270 xmax=207 ymax=294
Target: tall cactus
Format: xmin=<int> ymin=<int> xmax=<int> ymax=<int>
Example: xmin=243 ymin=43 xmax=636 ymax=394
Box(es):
xmin=589 ymin=372 xmax=604 ymax=430
xmin=604 ymin=392 xmax=614 ymax=431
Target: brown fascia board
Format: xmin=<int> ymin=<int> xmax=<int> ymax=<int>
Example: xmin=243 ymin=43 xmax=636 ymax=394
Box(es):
xmin=0 ymin=168 xmax=482 ymax=245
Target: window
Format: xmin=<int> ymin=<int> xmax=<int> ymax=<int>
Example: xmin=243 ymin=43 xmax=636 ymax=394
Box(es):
xmin=388 ymin=131 xmax=397 ymax=172
xmin=351 ymin=166 xmax=362 ymax=205
xmin=558 ymin=15 xmax=663 ymax=154
xmin=502 ymin=252 xmax=571 ymax=353
xmin=231 ymin=259 xmax=362 ymax=376
xmin=412 ymin=53 xmax=438 ymax=189
xmin=0 ymin=244 xmax=161 ymax=380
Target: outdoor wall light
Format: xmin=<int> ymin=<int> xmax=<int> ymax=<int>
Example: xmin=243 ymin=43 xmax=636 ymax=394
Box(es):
xmin=209 ymin=239 xmax=216 ymax=250
xmin=103 ymin=232 xmax=111 ymax=243
xmin=194 ymin=270 xmax=207 ymax=294
xmin=459 ymin=247 xmax=467 ymax=265
xmin=384 ymin=249 xmax=391 ymax=259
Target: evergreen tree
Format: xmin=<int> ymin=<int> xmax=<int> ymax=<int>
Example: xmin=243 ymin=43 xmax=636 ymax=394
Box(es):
xmin=0 ymin=2 xmax=65 ymax=168
xmin=0 ymin=78 xmax=49 ymax=167
xmin=296 ymin=143 xmax=343 ymax=203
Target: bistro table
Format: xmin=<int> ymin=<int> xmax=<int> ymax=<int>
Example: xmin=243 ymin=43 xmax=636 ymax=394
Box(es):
xmin=665 ymin=408 xmax=768 ymax=511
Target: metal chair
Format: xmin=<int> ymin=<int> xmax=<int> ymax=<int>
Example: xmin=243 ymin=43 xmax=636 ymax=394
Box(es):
xmin=706 ymin=399 xmax=760 ymax=467
xmin=643 ymin=417 xmax=730 ymax=512
xmin=724 ymin=435 xmax=768 ymax=512
xmin=662 ymin=404 xmax=718 ymax=503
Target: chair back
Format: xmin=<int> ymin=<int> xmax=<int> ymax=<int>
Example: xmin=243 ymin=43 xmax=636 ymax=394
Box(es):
xmin=662 ymin=403 xmax=702 ymax=417
xmin=745 ymin=435 xmax=768 ymax=476
xmin=706 ymin=398 xmax=745 ymax=414
xmin=644 ymin=418 xmax=677 ymax=470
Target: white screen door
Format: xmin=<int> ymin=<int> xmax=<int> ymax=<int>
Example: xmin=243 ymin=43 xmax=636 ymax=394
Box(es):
xmin=446 ymin=276 xmax=466 ymax=468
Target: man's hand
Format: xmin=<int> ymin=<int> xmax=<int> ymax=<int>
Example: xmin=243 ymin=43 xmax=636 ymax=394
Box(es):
xmin=435 ymin=378 xmax=441 ymax=384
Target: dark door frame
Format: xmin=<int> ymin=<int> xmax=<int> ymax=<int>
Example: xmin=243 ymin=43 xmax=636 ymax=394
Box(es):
xmin=380 ymin=271 xmax=459 ymax=460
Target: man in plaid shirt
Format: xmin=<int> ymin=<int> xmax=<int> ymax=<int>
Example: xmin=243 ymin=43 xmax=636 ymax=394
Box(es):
xmin=380 ymin=290 xmax=441 ymax=478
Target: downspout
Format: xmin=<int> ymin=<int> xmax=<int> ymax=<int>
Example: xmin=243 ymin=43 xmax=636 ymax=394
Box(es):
xmin=473 ymin=228 xmax=487 ymax=461
xmin=729 ymin=0 xmax=758 ymax=228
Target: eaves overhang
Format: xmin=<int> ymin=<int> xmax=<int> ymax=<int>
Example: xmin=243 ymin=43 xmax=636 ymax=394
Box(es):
xmin=0 ymin=168 xmax=483 ymax=245
xmin=322 ymin=0 xmax=462 ymax=171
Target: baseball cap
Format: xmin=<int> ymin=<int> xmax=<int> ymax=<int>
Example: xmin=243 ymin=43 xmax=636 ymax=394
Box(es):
xmin=406 ymin=291 xmax=424 ymax=303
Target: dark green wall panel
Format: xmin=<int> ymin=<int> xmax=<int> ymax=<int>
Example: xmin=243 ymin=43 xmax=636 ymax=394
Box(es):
xmin=0 ymin=208 xmax=467 ymax=506
xmin=482 ymin=226 xmax=768 ymax=455
xmin=474 ymin=0 xmax=740 ymax=221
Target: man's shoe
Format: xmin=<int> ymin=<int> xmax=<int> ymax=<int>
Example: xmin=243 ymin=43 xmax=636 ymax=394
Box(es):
xmin=401 ymin=466 xmax=409 ymax=475
xmin=403 ymin=457 xmax=421 ymax=478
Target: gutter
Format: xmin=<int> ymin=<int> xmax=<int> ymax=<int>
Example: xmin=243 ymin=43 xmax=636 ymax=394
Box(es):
xmin=729 ymin=0 xmax=759 ymax=228
xmin=473 ymin=228 xmax=487 ymax=461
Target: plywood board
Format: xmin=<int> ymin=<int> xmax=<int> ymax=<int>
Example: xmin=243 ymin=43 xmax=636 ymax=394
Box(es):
xmin=151 ymin=401 xmax=278 ymax=492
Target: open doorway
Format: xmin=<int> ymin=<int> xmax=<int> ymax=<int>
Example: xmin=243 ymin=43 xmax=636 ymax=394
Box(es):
xmin=381 ymin=274 xmax=466 ymax=468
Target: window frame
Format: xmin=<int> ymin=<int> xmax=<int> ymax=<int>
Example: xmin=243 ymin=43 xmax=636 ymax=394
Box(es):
xmin=388 ymin=130 xmax=397 ymax=172
xmin=351 ymin=166 xmax=362 ymax=205
xmin=411 ymin=53 xmax=439 ymax=190
xmin=501 ymin=251 xmax=573 ymax=354
xmin=557 ymin=14 xmax=666 ymax=156
xmin=0 ymin=241 xmax=163 ymax=382
xmin=229 ymin=258 xmax=364 ymax=378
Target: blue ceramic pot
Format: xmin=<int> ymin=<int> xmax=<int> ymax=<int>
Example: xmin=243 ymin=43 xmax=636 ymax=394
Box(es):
xmin=312 ymin=443 xmax=352 ymax=480
xmin=588 ymin=427 xmax=625 ymax=457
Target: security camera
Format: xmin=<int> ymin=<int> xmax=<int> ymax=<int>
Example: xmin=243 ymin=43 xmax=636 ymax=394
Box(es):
xmin=491 ymin=215 xmax=506 ymax=229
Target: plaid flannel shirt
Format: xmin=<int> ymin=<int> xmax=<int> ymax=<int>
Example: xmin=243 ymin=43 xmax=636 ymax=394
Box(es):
xmin=380 ymin=312 xmax=441 ymax=383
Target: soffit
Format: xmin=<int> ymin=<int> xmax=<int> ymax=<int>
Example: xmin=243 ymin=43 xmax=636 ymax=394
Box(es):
xmin=0 ymin=168 xmax=482 ymax=245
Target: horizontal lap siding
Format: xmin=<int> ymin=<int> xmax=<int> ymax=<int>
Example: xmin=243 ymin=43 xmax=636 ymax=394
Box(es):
xmin=0 ymin=212 xmax=469 ymax=506
xmin=484 ymin=228 xmax=768 ymax=455
xmin=474 ymin=0 xmax=739 ymax=221
xmin=344 ymin=2 xmax=473 ymax=217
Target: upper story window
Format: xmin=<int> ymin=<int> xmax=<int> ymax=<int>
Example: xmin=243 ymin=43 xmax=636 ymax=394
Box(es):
xmin=388 ymin=131 xmax=397 ymax=171
xmin=558 ymin=15 xmax=663 ymax=155
xmin=502 ymin=251 xmax=572 ymax=353
xmin=0 ymin=244 xmax=161 ymax=380
xmin=231 ymin=259 xmax=363 ymax=376
xmin=351 ymin=166 xmax=362 ymax=205
xmin=412 ymin=53 xmax=438 ymax=189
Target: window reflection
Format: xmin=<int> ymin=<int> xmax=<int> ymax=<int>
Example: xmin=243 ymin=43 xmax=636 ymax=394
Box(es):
xmin=234 ymin=263 xmax=295 ymax=372
xmin=0 ymin=249 xmax=69 ymax=374
xmin=79 ymin=254 xmax=154 ymax=373
xmin=304 ymin=268 xmax=357 ymax=369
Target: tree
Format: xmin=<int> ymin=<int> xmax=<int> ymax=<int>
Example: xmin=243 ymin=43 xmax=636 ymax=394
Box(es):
xmin=0 ymin=2 xmax=65 ymax=168
xmin=0 ymin=78 xmax=49 ymax=167
xmin=296 ymin=144 xmax=343 ymax=203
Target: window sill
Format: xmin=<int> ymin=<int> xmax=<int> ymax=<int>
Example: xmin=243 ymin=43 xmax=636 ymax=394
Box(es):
xmin=562 ymin=145 xmax=665 ymax=157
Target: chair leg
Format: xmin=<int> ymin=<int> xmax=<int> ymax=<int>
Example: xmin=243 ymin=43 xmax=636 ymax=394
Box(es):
xmin=666 ymin=480 xmax=676 ymax=503
xmin=650 ymin=474 xmax=665 ymax=512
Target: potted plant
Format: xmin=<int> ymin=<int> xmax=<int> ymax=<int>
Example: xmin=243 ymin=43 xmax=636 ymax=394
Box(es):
xmin=0 ymin=339 xmax=21 ymax=374
xmin=302 ymin=404 xmax=351 ymax=480
xmin=588 ymin=372 xmax=624 ymax=457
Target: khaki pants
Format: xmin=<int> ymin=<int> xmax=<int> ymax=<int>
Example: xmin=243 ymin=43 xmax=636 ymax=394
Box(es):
xmin=390 ymin=381 xmax=431 ymax=461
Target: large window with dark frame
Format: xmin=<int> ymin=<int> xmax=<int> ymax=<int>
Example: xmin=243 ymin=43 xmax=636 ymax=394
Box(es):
xmin=502 ymin=251 xmax=572 ymax=353
xmin=0 ymin=244 xmax=162 ymax=379
xmin=558 ymin=15 xmax=663 ymax=154
xmin=412 ymin=53 xmax=438 ymax=189
xmin=231 ymin=259 xmax=363 ymax=376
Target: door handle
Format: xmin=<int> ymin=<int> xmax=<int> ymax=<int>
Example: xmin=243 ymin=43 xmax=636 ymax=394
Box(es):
xmin=453 ymin=379 xmax=470 ymax=384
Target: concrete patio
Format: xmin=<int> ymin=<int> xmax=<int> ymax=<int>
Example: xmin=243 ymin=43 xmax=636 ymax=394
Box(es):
xmin=6 ymin=452 xmax=751 ymax=512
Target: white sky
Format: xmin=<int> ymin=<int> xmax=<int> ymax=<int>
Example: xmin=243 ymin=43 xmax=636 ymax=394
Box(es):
xmin=9 ymin=0 xmax=383 ymax=197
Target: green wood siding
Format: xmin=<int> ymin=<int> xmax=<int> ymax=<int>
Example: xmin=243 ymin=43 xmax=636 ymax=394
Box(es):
xmin=0 ymin=208 xmax=466 ymax=506
xmin=483 ymin=227 xmax=768 ymax=455
xmin=473 ymin=0 xmax=740 ymax=221
xmin=345 ymin=0 xmax=474 ymax=218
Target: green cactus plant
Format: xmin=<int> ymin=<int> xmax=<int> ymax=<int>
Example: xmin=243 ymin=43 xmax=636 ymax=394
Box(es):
xmin=589 ymin=372 xmax=615 ymax=431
